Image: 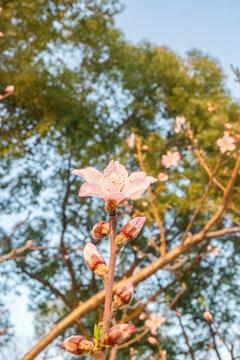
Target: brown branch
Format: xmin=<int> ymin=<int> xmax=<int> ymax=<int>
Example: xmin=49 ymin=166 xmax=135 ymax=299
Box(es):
xmin=206 ymin=227 xmax=240 ymax=238
xmin=22 ymin=270 xmax=71 ymax=308
xmin=0 ymin=242 xmax=32 ymax=264
xmin=195 ymin=149 xmax=225 ymax=192
xmin=178 ymin=316 xmax=195 ymax=360
xmin=181 ymin=157 xmax=222 ymax=243
xmin=136 ymin=138 xmax=166 ymax=255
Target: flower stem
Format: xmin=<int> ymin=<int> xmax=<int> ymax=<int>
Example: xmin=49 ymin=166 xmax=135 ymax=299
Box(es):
xmin=99 ymin=215 xmax=118 ymax=358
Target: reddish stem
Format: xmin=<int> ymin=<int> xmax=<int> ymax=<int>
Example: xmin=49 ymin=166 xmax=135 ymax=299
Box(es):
xmin=95 ymin=215 xmax=118 ymax=359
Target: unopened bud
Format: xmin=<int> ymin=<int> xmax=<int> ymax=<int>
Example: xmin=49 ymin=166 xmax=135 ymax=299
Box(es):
xmin=115 ymin=217 xmax=146 ymax=249
xmin=203 ymin=311 xmax=213 ymax=322
xmin=104 ymin=324 xmax=135 ymax=346
xmin=148 ymin=336 xmax=158 ymax=345
xmin=62 ymin=335 xmax=94 ymax=355
xmin=112 ymin=281 xmax=134 ymax=311
xmin=83 ymin=243 xmax=108 ymax=279
xmin=92 ymin=221 xmax=110 ymax=241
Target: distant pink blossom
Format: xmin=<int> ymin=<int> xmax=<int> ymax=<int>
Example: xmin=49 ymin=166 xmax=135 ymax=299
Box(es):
xmin=26 ymin=240 xmax=33 ymax=247
xmin=5 ymin=85 xmax=14 ymax=92
xmin=212 ymin=248 xmax=219 ymax=257
xmin=128 ymin=132 xmax=135 ymax=148
xmin=139 ymin=313 xmax=147 ymax=320
xmin=224 ymin=123 xmax=232 ymax=130
xmin=204 ymin=311 xmax=213 ymax=322
xmin=162 ymin=151 xmax=180 ymax=168
xmin=0 ymin=32 xmax=4 ymax=37
xmin=72 ymin=160 xmax=157 ymax=205
xmin=208 ymin=106 xmax=216 ymax=112
xmin=158 ymin=172 xmax=168 ymax=181
xmin=148 ymin=336 xmax=158 ymax=345
xmin=0 ymin=95 xmax=3 ymax=100
xmin=174 ymin=116 xmax=185 ymax=133
xmin=216 ymin=132 xmax=236 ymax=153
xmin=206 ymin=245 xmax=212 ymax=252
xmin=142 ymin=201 xmax=148 ymax=207
xmin=142 ymin=145 xmax=149 ymax=151
xmin=145 ymin=314 xmax=166 ymax=335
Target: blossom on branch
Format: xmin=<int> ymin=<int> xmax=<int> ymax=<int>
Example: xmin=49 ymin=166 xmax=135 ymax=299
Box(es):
xmin=104 ymin=324 xmax=135 ymax=345
xmin=62 ymin=335 xmax=94 ymax=355
xmin=5 ymin=85 xmax=14 ymax=92
xmin=145 ymin=314 xmax=166 ymax=335
xmin=83 ymin=243 xmax=108 ymax=279
xmin=216 ymin=131 xmax=236 ymax=153
xmin=162 ymin=151 xmax=180 ymax=168
xmin=115 ymin=216 xmax=146 ymax=249
xmin=72 ymin=160 xmax=157 ymax=205
xmin=92 ymin=221 xmax=110 ymax=241
xmin=174 ymin=116 xmax=185 ymax=133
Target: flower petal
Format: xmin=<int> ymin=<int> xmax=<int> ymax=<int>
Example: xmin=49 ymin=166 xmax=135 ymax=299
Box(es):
xmin=72 ymin=167 xmax=102 ymax=183
xmin=79 ymin=182 xmax=106 ymax=198
xmin=104 ymin=160 xmax=128 ymax=178
xmin=122 ymin=172 xmax=157 ymax=198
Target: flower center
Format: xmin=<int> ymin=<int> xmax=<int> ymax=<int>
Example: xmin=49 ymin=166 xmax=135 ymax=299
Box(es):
xmin=102 ymin=172 xmax=128 ymax=192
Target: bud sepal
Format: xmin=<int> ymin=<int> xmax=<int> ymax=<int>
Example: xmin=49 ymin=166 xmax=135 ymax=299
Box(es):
xmin=83 ymin=243 xmax=108 ymax=279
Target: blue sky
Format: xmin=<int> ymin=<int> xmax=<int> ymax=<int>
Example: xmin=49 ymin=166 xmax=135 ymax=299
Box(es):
xmin=116 ymin=0 xmax=240 ymax=98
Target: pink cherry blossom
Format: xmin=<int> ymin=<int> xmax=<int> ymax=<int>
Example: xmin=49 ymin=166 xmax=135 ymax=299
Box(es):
xmin=206 ymin=245 xmax=212 ymax=252
xmin=139 ymin=313 xmax=147 ymax=320
xmin=128 ymin=132 xmax=135 ymax=148
xmin=208 ymin=106 xmax=216 ymax=112
xmin=216 ymin=132 xmax=236 ymax=154
xmin=158 ymin=172 xmax=168 ymax=181
xmin=0 ymin=32 xmax=4 ymax=37
xmin=142 ymin=145 xmax=149 ymax=151
xmin=212 ymin=247 xmax=219 ymax=257
xmin=145 ymin=314 xmax=166 ymax=335
xmin=5 ymin=85 xmax=14 ymax=92
xmin=224 ymin=123 xmax=232 ymax=130
xmin=72 ymin=160 xmax=157 ymax=204
xmin=142 ymin=201 xmax=148 ymax=207
xmin=162 ymin=151 xmax=180 ymax=168
xmin=174 ymin=116 xmax=185 ymax=133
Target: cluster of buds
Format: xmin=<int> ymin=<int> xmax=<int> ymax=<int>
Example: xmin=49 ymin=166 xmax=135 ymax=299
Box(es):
xmin=62 ymin=335 xmax=94 ymax=355
xmin=115 ymin=217 xmax=146 ymax=249
xmin=112 ymin=281 xmax=134 ymax=311
xmin=83 ymin=243 xmax=108 ymax=279
xmin=103 ymin=324 xmax=135 ymax=346
xmin=92 ymin=221 xmax=110 ymax=241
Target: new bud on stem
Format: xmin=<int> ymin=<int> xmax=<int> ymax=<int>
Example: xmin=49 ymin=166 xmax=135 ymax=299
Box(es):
xmin=92 ymin=221 xmax=110 ymax=241
xmin=115 ymin=217 xmax=146 ymax=249
xmin=203 ymin=311 xmax=213 ymax=322
xmin=83 ymin=243 xmax=108 ymax=279
xmin=112 ymin=281 xmax=134 ymax=311
xmin=104 ymin=324 xmax=135 ymax=346
xmin=62 ymin=335 xmax=94 ymax=355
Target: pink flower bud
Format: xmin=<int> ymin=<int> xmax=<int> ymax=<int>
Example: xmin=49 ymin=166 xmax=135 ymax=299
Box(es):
xmin=203 ymin=311 xmax=213 ymax=322
xmin=92 ymin=221 xmax=110 ymax=241
xmin=158 ymin=172 xmax=168 ymax=181
xmin=139 ymin=313 xmax=147 ymax=320
xmin=206 ymin=245 xmax=212 ymax=252
xmin=113 ymin=281 xmax=134 ymax=311
xmin=148 ymin=336 xmax=158 ymax=345
xmin=62 ymin=335 xmax=94 ymax=355
xmin=0 ymin=32 xmax=4 ymax=37
xmin=142 ymin=145 xmax=148 ymax=151
xmin=5 ymin=85 xmax=14 ymax=92
xmin=142 ymin=201 xmax=148 ymax=207
xmin=0 ymin=95 xmax=3 ymax=100
xmin=83 ymin=243 xmax=108 ymax=279
xmin=208 ymin=106 xmax=216 ymax=112
xmin=64 ymin=254 xmax=69 ymax=260
xmin=104 ymin=324 xmax=135 ymax=345
xmin=212 ymin=248 xmax=219 ymax=257
xmin=115 ymin=217 xmax=146 ymax=249
xmin=26 ymin=240 xmax=33 ymax=247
